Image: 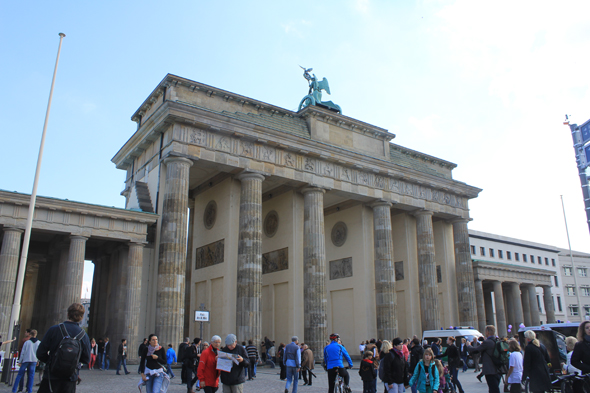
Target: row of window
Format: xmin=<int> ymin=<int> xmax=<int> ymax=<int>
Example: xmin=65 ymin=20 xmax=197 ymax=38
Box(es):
xmin=568 ymin=305 xmax=590 ymax=316
xmin=565 ymin=285 xmax=590 ymax=296
xmin=470 ymin=245 xmax=556 ymax=266
xmin=563 ymin=267 xmax=588 ymax=277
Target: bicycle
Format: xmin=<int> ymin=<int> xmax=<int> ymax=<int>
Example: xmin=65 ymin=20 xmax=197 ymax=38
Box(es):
xmin=333 ymin=367 xmax=353 ymax=393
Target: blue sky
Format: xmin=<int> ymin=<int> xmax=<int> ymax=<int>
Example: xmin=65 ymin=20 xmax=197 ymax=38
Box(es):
xmin=2 ymin=1 xmax=590 ymax=295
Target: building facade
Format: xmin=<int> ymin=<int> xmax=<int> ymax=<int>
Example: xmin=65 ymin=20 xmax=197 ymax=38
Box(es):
xmin=559 ymin=249 xmax=590 ymax=322
xmin=467 ymin=230 xmax=565 ymax=336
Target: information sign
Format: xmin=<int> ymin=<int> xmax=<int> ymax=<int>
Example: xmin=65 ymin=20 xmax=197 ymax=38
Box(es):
xmin=582 ymin=120 xmax=590 ymax=145
xmin=195 ymin=311 xmax=210 ymax=322
xmin=585 ymin=144 xmax=590 ymax=168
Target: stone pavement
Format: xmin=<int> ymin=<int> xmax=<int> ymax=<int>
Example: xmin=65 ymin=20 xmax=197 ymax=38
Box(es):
xmin=0 ymin=363 xmax=491 ymax=393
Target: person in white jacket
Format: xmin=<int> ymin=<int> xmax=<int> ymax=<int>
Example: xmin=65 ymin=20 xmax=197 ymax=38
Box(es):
xmin=12 ymin=329 xmax=41 ymax=393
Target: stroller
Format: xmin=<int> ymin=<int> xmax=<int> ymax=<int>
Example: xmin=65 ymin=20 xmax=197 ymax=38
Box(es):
xmin=440 ymin=366 xmax=456 ymax=393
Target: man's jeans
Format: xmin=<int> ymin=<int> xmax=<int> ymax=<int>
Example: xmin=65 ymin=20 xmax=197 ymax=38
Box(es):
xmin=102 ymin=355 xmax=110 ymax=370
xmin=12 ymin=362 xmax=35 ymax=393
xmin=286 ymin=366 xmax=299 ymax=393
xmin=485 ymin=373 xmax=501 ymax=393
xmin=116 ymin=358 xmax=128 ymax=374
xmin=166 ymin=363 xmax=175 ymax=378
xmin=387 ymin=383 xmax=405 ymax=393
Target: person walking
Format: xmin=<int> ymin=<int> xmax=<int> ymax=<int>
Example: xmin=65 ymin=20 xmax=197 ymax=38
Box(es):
xmin=571 ymin=320 xmax=590 ymax=374
xmin=277 ymin=343 xmax=286 ymax=380
xmin=179 ymin=337 xmax=190 ymax=383
xmin=166 ymin=344 xmax=177 ymax=379
xmin=97 ymin=338 xmax=104 ymax=372
xmin=283 ymin=336 xmax=301 ymax=393
xmin=89 ymin=339 xmax=97 ymax=370
xmin=382 ymin=337 xmax=409 ymax=393
xmin=245 ymin=339 xmax=258 ymax=380
xmin=505 ymin=340 xmax=523 ymax=393
xmin=443 ymin=337 xmax=465 ymax=393
xmin=409 ymin=338 xmax=424 ymax=393
xmin=467 ymin=325 xmax=501 ymax=393
xmin=563 ymin=336 xmax=581 ymax=374
xmin=186 ymin=338 xmax=202 ymax=393
xmin=36 ymin=303 xmax=91 ymax=393
xmin=522 ymin=330 xmax=551 ymax=393
xmin=219 ymin=334 xmax=249 ymax=393
xmin=116 ymin=339 xmax=130 ymax=375
xmin=359 ymin=351 xmax=378 ymax=393
xmin=460 ymin=338 xmax=469 ymax=372
xmin=12 ymin=329 xmax=40 ymax=393
xmin=138 ymin=338 xmax=148 ymax=374
xmin=301 ymin=344 xmax=314 ymax=386
xmin=408 ymin=348 xmax=439 ymax=393
xmin=197 ymin=335 xmax=222 ymax=393
xmin=471 ymin=337 xmax=482 ymax=373
xmin=101 ymin=337 xmax=111 ymax=370
xmin=139 ymin=334 xmax=169 ymax=393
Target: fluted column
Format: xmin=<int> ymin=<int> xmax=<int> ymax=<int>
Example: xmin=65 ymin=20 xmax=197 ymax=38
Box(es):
xmin=371 ymin=201 xmax=397 ymax=339
xmin=527 ymin=285 xmax=541 ymax=326
xmin=452 ymin=219 xmax=477 ymax=327
xmin=0 ymin=227 xmax=23 ymax=339
xmin=53 ymin=245 xmax=69 ymax=325
xmin=59 ymin=236 xmax=88 ymax=317
xmin=492 ymin=280 xmax=507 ymax=337
xmin=521 ymin=284 xmax=532 ymax=327
xmin=123 ymin=243 xmax=145 ymax=359
xmin=156 ymin=156 xmax=193 ymax=346
xmin=507 ymin=282 xmax=524 ymax=328
xmin=303 ymin=187 xmax=327 ymax=360
xmin=414 ymin=210 xmax=440 ymax=331
xmin=236 ymin=172 xmax=264 ymax=344
xmin=484 ymin=287 xmax=495 ymax=326
xmin=542 ymin=285 xmax=556 ymax=323
xmin=475 ymin=279 xmax=486 ymax=332
xmin=504 ymin=284 xmax=516 ymax=330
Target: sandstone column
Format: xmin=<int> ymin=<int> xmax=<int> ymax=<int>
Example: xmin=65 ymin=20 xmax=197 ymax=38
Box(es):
xmin=123 ymin=243 xmax=145 ymax=359
xmin=452 ymin=219 xmax=477 ymax=327
xmin=236 ymin=172 xmax=264 ymax=344
xmin=59 ymin=236 xmax=88 ymax=317
xmin=156 ymin=156 xmax=193 ymax=346
xmin=542 ymin=285 xmax=556 ymax=323
xmin=507 ymin=282 xmax=524 ymax=328
xmin=53 ymin=245 xmax=69 ymax=325
xmin=303 ymin=187 xmax=327 ymax=360
xmin=370 ymin=201 xmax=397 ymax=339
xmin=527 ymin=285 xmax=541 ymax=326
xmin=414 ymin=210 xmax=440 ymax=331
xmin=504 ymin=283 xmax=516 ymax=330
xmin=492 ymin=280 xmax=507 ymax=337
xmin=0 ymin=227 xmax=23 ymax=339
xmin=520 ymin=284 xmax=532 ymax=327
xmin=474 ymin=279 xmax=486 ymax=332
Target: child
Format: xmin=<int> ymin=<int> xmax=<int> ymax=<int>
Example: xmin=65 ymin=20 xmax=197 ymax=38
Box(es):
xmin=359 ymin=351 xmax=378 ymax=393
xmin=434 ymin=360 xmax=445 ymax=393
xmin=409 ymin=348 xmax=439 ymax=393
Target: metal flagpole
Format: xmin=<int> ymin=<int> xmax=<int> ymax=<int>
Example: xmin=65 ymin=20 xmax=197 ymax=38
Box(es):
xmin=7 ymin=33 xmax=66 ymax=342
xmin=561 ymin=195 xmax=583 ymax=321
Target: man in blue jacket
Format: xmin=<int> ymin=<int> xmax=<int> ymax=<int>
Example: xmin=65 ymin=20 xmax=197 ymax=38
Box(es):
xmin=283 ymin=336 xmax=301 ymax=393
xmin=323 ymin=333 xmax=353 ymax=393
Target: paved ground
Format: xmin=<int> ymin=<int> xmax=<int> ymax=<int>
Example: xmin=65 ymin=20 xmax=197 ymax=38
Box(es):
xmin=0 ymin=364 xmax=491 ymax=393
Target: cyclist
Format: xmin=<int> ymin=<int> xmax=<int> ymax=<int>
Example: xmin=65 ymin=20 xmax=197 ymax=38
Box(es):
xmin=324 ymin=333 xmax=353 ymax=393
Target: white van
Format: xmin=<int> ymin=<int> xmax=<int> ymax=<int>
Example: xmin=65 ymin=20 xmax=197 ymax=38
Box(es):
xmin=422 ymin=327 xmax=484 ymax=367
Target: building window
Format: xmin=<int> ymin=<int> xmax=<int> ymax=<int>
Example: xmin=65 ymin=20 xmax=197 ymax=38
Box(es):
xmin=554 ymin=276 xmax=559 ymax=287
xmin=552 ymin=258 xmax=556 ymax=266
xmin=570 ymin=305 xmax=579 ymax=316
xmin=436 ymin=265 xmax=442 ymax=283
xmin=507 ymin=251 xmax=512 ymax=260
xmin=557 ymin=296 xmax=562 ymax=312
xmin=538 ymin=256 xmax=542 ymax=265
xmin=395 ymin=261 xmax=404 ymax=281
xmin=498 ymin=250 xmax=503 ymax=259
xmin=564 ymin=266 xmax=572 ymax=276
xmin=579 ymin=268 xmax=588 ymax=277
xmin=545 ymin=257 xmax=549 ymax=265
xmin=531 ymin=255 xmax=535 ymax=263
xmin=567 ymin=286 xmax=576 ymax=296
xmin=585 ymin=306 xmax=590 ymax=317
xmin=480 ymin=247 xmax=485 ymax=256
xmin=471 ymin=245 xmax=476 ymax=255
xmin=582 ymin=287 xmax=590 ymax=297
xmin=523 ymin=254 xmax=528 ymax=262
xmin=490 ymin=248 xmax=495 ymax=258
xmin=515 ymin=253 xmax=520 ymax=261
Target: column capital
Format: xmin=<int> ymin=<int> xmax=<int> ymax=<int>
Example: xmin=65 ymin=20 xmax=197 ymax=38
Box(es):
xmin=449 ymin=217 xmax=473 ymax=225
xmin=163 ymin=155 xmax=194 ymax=167
xmin=301 ymin=186 xmax=327 ymax=195
xmin=129 ymin=241 xmax=147 ymax=248
xmin=69 ymin=235 xmax=88 ymax=241
xmin=369 ymin=200 xmax=393 ymax=209
xmin=236 ymin=170 xmax=266 ymax=182
xmin=2 ymin=227 xmax=23 ymax=234
xmin=412 ymin=209 xmax=433 ymax=218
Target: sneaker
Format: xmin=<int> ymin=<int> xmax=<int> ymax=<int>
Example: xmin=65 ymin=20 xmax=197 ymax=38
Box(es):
xmin=125 ymin=372 xmax=130 ymax=375
xmin=285 ymin=389 xmax=289 ymax=393
xmin=344 ymin=386 xmax=352 ymax=393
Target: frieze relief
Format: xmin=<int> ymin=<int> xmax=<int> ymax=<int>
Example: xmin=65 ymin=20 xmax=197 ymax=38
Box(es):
xmin=176 ymin=124 xmax=467 ymax=210
xmin=195 ymin=239 xmax=225 ymax=269
xmin=262 ymin=247 xmax=289 ymax=274
xmin=330 ymin=257 xmax=353 ymax=280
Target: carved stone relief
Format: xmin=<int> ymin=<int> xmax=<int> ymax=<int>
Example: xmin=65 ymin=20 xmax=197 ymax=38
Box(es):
xmin=395 ymin=261 xmax=404 ymax=281
xmin=261 ymin=146 xmax=276 ymax=162
xmin=188 ymin=127 xmax=207 ymax=146
xmin=304 ymin=157 xmax=315 ymax=172
xmin=203 ymin=200 xmax=217 ymax=229
xmin=284 ymin=152 xmax=296 ymax=167
xmin=195 ymin=239 xmax=225 ymax=269
xmin=240 ymin=141 xmax=254 ymax=157
xmin=331 ymin=222 xmax=347 ymax=247
xmin=262 ymin=247 xmax=289 ymax=274
xmin=329 ymin=257 xmax=353 ymax=280
xmin=215 ymin=136 xmax=231 ymax=152
xmin=264 ymin=210 xmax=279 ymax=238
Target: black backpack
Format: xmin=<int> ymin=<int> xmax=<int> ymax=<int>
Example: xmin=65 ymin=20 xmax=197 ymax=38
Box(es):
xmin=49 ymin=324 xmax=86 ymax=379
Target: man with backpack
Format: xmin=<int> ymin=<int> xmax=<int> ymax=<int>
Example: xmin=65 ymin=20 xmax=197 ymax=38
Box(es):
xmin=467 ymin=325 xmax=502 ymax=393
xmin=36 ymin=303 xmax=91 ymax=393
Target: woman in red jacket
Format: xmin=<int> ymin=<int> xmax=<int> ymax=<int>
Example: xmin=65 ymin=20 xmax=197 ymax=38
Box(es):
xmin=197 ymin=335 xmax=222 ymax=393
